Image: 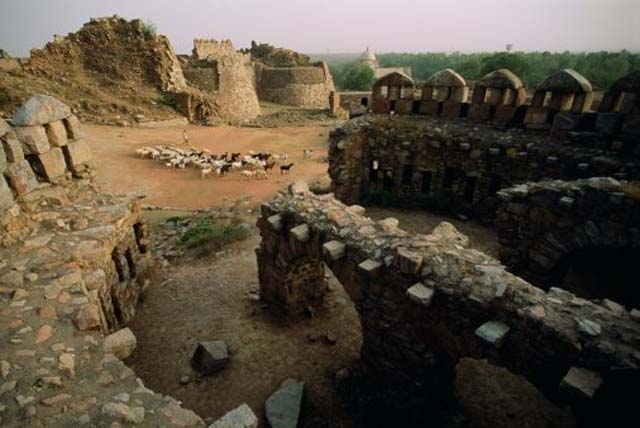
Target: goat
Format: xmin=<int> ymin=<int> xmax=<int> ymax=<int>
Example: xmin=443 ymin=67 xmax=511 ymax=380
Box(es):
xmin=201 ymin=167 xmax=213 ymax=180
xmin=254 ymin=170 xmax=269 ymax=180
xmin=231 ymin=152 xmax=242 ymax=162
xmin=280 ymin=163 xmax=294 ymax=175
xmin=264 ymin=160 xmax=276 ymax=173
xmin=240 ymin=170 xmax=255 ymax=180
xmin=219 ymin=163 xmax=232 ymax=176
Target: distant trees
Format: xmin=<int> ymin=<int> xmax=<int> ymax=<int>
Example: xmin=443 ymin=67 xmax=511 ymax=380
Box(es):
xmin=332 ymin=62 xmax=375 ymax=91
xmin=325 ymin=51 xmax=640 ymax=91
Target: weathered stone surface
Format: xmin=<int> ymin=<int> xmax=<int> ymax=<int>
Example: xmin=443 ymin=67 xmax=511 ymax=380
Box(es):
xmin=265 ymin=378 xmax=304 ymax=428
xmin=289 ymin=224 xmax=310 ymax=242
xmin=62 ymin=139 xmax=92 ymax=170
xmin=73 ymin=303 xmax=102 ymax=330
xmin=395 ymin=247 xmax=423 ymax=274
xmin=63 ymin=115 xmax=84 ymax=139
xmin=0 ymin=177 xmax=14 ymax=210
xmin=406 ymin=282 xmax=434 ymax=307
xmin=14 ymin=94 xmax=72 ymax=126
xmin=357 ymin=259 xmax=382 ymax=278
xmin=475 ymin=321 xmax=510 ymax=348
xmin=104 ymin=327 xmax=137 ymax=359
xmin=45 ymin=121 xmax=68 ymax=147
xmin=14 ymin=125 xmax=50 ymax=154
xmin=4 ymin=160 xmax=38 ymax=195
xmin=560 ymin=366 xmax=603 ymax=399
xmin=432 ymin=221 xmax=470 ymax=247
xmin=289 ymin=181 xmax=309 ymax=195
xmin=191 ymin=340 xmax=229 ymax=375
xmin=101 ymin=402 xmax=145 ymax=425
xmin=455 ymin=358 xmax=576 ymax=428
xmin=37 ymin=147 xmax=67 ymax=180
xmin=267 ymin=214 xmax=283 ymax=231
xmin=322 ymin=240 xmax=345 ymax=261
xmin=1 ymin=135 xmax=24 ymax=162
xmin=209 ymin=403 xmax=258 ymax=428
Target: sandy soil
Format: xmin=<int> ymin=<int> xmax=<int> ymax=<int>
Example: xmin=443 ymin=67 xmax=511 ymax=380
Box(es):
xmin=86 ymin=123 xmax=332 ymax=209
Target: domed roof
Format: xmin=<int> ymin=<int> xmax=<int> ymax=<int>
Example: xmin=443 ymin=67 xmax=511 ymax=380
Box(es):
xmin=476 ymin=68 xmax=523 ymax=90
xmin=359 ymin=47 xmax=377 ymax=61
xmin=424 ymin=68 xmax=467 ymax=87
xmin=536 ymin=69 xmax=592 ymax=93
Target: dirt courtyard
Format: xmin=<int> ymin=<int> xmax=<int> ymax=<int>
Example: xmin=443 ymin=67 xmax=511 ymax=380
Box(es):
xmin=86 ymin=123 xmax=332 ymax=209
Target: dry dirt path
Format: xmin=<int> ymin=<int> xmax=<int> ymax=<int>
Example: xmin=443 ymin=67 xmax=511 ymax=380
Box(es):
xmin=86 ymin=123 xmax=332 ymax=209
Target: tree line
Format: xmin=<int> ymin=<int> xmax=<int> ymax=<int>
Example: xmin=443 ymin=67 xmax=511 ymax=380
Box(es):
xmin=328 ymin=51 xmax=640 ymax=92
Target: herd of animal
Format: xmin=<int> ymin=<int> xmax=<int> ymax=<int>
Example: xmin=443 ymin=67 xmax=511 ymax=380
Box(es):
xmin=135 ymin=145 xmax=297 ymax=180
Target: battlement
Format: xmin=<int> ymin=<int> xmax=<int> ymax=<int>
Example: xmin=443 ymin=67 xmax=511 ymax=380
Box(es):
xmin=192 ymin=38 xmax=237 ymax=60
xmin=371 ymin=68 xmax=639 ymax=150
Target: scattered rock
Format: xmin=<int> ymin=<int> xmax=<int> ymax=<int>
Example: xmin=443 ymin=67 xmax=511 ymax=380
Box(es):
xmin=104 ymin=328 xmax=137 ymax=359
xmin=209 ymin=403 xmax=257 ymax=428
xmin=265 ymin=378 xmax=304 ymax=428
xmin=191 ymin=340 xmax=229 ymax=375
xmin=101 ymin=402 xmax=145 ymax=425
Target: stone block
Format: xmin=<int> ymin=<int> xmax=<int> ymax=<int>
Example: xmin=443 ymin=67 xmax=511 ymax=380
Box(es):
xmin=62 ymin=139 xmax=92 ymax=171
xmin=469 ymin=103 xmax=491 ymax=122
xmin=45 ymin=120 xmax=68 ymax=147
xmin=0 ymin=176 xmax=14 ymax=210
xmin=191 ymin=340 xmax=229 ymax=375
xmin=372 ymin=98 xmax=389 ymax=114
xmin=524 ymin=106 xmax=550 ymax=129
xmin=357 ymin=259 xmax=382 ymax=278
xmin=2 ymin=135 xmax=24 ymax=162
xmin=0 ymin=140 xmax=6 ymax=173
xmin=494 ymin=105 xmax=518 ymax=124
xmin=419 ymin=100 xmax=439 ymax=116
xmin=267 ymin=214 xmax=282 ymax=231
xmin=104 ymin=327 xmax=137 ymax=359
xmin=63 ymin=115 xmax=85 ymax=139
xmin=37 ymin=147 xmax=67 ymax=180
xmin=475 ymin=321 xmax=510 ymax=348
xmin=322 ymin=240 xmax=345 ymax=261
xmin=406 ymin=282 xmax=434 ymax=307
xmin=13 ymin=94 xmax=72 ymax=126
xmin=395 ymin=99 xmax=413 ymax=115
xmin=14 ymin=125 xmax=51 ymax=155
xmin=560 ymin=367 xmax=603 ymax=399
xmin=442 ymin=102 xmax=464 ymax=119
xmin=289 ymin=224 xmax=310 ymax=242
xmin=5 ymin=160 xmax=39 ymax=195
xmin=209 ymin=403 xmax=257 ymax=428
xmin=265 ymin=379 xmax=304 ymax=428
xmin=395 ymin=248 xmax=423 ymax=274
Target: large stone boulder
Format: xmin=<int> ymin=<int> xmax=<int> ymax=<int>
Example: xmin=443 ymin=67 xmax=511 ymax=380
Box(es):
xmin=0 ymin=177 xmax=14 ymax=210
xmin=191 ymin=340 xmax=229 ymax=375
xmin=455 ymin=358 xmax=576 ymax=428
xmin=104 ymin=327 xmax=137 ymax=359
xmin=209 ymin=403 xmax=257 ymax=428
xmin=13 ymin=94 xmax=72 ymax=126
xmin=265 ymin=378 xmax=304 ymax=428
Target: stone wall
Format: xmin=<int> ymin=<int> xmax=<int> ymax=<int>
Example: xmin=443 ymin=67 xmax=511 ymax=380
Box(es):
xmin=496 ymin=177 xmax=640 ymax=306
xmin=328 ymin=115 xmax=640 ymax=217
xmin=257 ymin=182 xmax=640 ymax=424
xmin=181 ymin=39 xmax=260 ymax=121
xmin=338 ymin=91 xmax=372 ymax=117
xmin=0 ymin=95 xmax=203 ymax=427
xmin=256 ymin=62 xmax=336 ymax=109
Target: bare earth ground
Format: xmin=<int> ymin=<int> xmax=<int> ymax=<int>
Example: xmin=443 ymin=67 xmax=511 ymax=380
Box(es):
xmin=88 ymin=123 xmax=498 ymax=426
xmin=86 ymin=123 xmax=331 ymax=209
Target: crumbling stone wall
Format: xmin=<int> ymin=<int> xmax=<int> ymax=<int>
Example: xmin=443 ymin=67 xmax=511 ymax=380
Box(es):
xmin=257 ymin=182 xmax=640 ymax=423
xmin=28 ymin=17 xmax=187 ymax=92
xmin=338 ymin=91 xmax=372 ymax=117
xmin=182 ymin=39 xmax=260 ymax=121
xmin=328 ymin=115 xmax=640 ymax=217
xmin=496 ymin=177 xmax=640 ymax=305
xmin=0 ymin=95 xmax=202 ymax=427
xmin=256 ymin=62 xmax=336 ymax=109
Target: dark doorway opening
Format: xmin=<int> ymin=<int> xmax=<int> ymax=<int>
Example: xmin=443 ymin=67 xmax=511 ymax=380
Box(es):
xmin=463 ymin=176 xmax=478 ymax=203
xmin=361 ymin=97 xmax=369 ymax=107
xmin=550 ymin=247 xmax=640 ymax=308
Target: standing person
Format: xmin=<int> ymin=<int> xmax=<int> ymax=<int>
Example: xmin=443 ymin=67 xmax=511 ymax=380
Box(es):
xmin=182 ymin=129 xmax=189 ymax=145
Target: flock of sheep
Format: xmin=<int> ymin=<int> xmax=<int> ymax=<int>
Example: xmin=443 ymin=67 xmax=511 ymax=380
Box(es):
xmin=134 ymin=146 xmax=302 ymax=180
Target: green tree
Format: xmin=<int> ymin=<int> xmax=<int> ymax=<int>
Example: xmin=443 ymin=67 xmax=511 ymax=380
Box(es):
xmin=341 ymin=62 xmax=375 ymax=91
xmin=480 ymin=52 xmax=530 ymax=78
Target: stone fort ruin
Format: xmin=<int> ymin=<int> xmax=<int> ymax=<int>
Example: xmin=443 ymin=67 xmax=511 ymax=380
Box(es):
xmin=256 ymin=67 xmax=640 ymax=426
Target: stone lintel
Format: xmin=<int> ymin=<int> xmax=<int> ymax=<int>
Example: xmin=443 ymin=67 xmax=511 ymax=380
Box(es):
xmin=475 ymin=321 xmax=510 ymax=348
xmin=322 ymin=240 xmax=345 ymax=261
xmin=406 ymin=282 xmax=434 ymax=307
xmin=560 ymin=366 xmax=603 ymax=399
xmin=267 ymin=214 xmax=282 ymax=231
xmin=358 ymin=259 xmax=382 ymax=278
xmin=290 ymin=224 xmax=310 ymax=242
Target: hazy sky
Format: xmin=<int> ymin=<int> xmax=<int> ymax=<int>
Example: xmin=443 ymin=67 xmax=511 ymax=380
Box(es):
xmin=1 ymin=0 xmax=639 ymax=56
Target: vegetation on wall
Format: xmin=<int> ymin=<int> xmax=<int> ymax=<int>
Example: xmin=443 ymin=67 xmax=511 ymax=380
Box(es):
xmin=323 ymin=51 xmax=640 ymax=91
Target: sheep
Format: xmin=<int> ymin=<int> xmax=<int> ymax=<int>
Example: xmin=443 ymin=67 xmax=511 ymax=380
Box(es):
xmin=254 ymin=170 xmax=269 ymax=180
xmin=240 ymin=170 xmax=255 ymax=180
xmin=201 ymin=167 xmax=213 ymax=180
